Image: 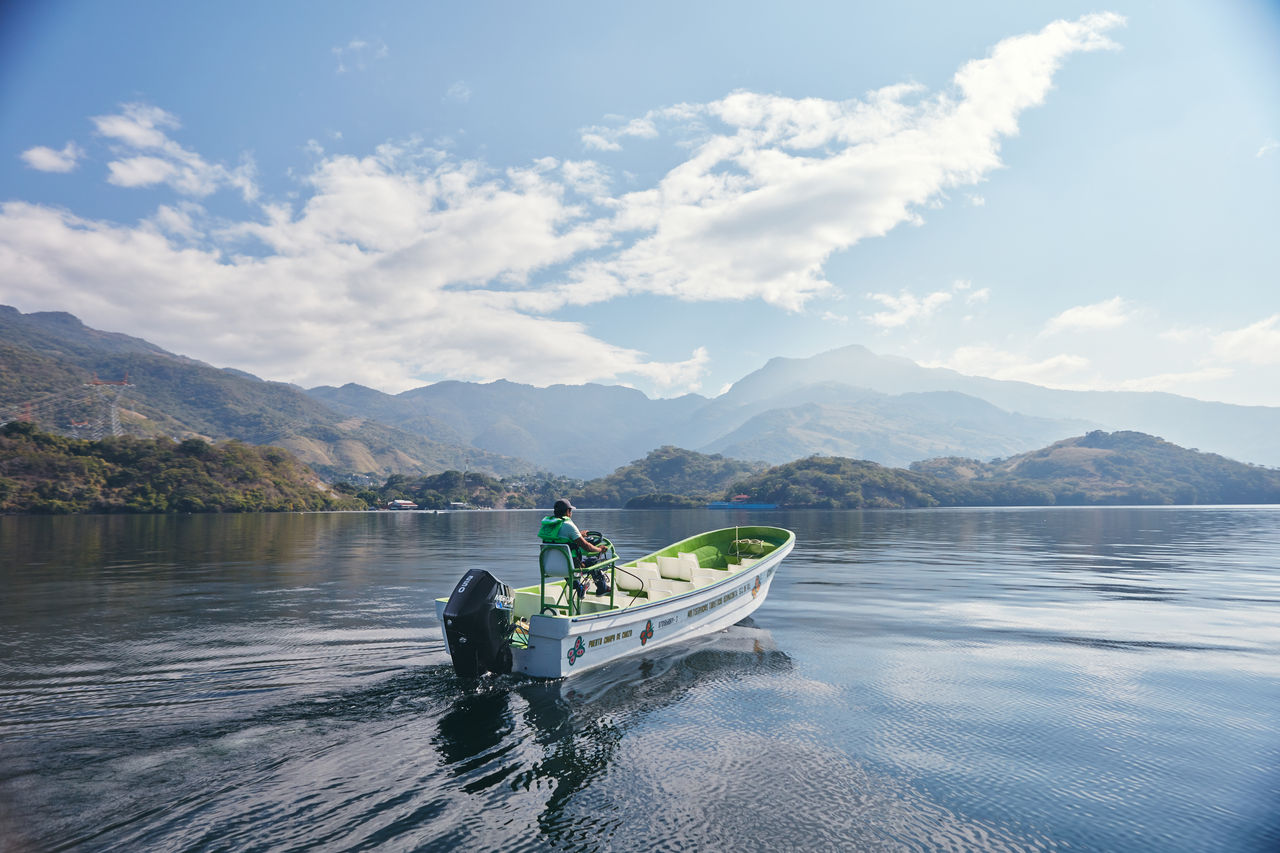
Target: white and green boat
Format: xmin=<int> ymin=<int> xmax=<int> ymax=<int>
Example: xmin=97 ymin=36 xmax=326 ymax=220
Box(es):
xmin=437 ymin=525 xmax=794 ymax=679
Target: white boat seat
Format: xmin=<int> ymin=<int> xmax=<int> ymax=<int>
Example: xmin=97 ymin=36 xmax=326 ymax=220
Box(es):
xmin=616 ymin=564 xmax=658 ymax=592
xmin=580 ymin=593 xmax=616 ymax=609
xmin=539 ymin=544 xmax=575 ymax=578
xmin=657 ymin=555 xmax=694 ymax=581
xmin=692 ymin=568 xmax=727 ymax=587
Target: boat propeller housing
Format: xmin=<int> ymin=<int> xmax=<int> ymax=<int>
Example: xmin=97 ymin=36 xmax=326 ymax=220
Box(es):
xmin=442 ymin=569 xmax=515 ymax=677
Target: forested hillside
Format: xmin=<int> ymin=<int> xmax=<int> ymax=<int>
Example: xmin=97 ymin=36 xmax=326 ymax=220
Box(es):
xmin=911 ymin=431 xmax=1280 ymax=506
xmin=727 ymin=431 xmax=1280 ymax=509
xmin=574 ymin=446 xmax=768 ymax=508
xmin=0 ymin=421 xmax=361 ymax=513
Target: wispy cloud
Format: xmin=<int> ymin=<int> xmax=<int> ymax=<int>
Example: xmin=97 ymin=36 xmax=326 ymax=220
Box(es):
xmin=1213 ymin=314 xmax=1280 ymax=365
xmin=862 ymin=281 xmax=982 ymax=329
xmin=93 ymin=103 xmax=258 ymax=200
xmin=1114 ymin=367 xmax=1234 ymax=393
xmin=929 ymin=345 xmax=1091 ymax=385
xmin=333 ymin=38 xmax=388 ymax=74
xmin=21 ymin=142 xmax=84 ymax=173
xmin=1043 ymin=296 xmax=1130 ymax=334
xmin=1257 ymin=138 xmax=1278 ymax=158
xmin=443 ymin=80 xmax=472 ymax=103
xmin=580 ymin=116 xmax=660 ymax=152
xmin=863 ymin=289 xmax=954 ymax=329
xmin=560 ymin=13 xmax=1125 ymax=313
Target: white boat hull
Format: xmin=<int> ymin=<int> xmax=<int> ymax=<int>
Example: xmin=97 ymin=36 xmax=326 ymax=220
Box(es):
xmin=436 ymin=531 xmax=792 ymax=679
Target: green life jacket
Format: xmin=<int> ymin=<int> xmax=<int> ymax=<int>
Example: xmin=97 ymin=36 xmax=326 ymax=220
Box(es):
xmin=538 ymin=515 xmax=574 ymax=544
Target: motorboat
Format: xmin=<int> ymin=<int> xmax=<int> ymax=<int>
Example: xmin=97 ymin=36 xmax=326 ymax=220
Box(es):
xmin=437 ymin=525 xmax=794 ymax=679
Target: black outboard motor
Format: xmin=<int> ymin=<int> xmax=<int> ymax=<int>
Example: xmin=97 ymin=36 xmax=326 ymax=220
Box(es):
xmin=442 ymin=569 xmax=515 ymax=677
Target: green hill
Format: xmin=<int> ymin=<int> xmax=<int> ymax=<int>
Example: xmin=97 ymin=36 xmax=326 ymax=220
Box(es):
xmin=911 ymin=430 xmax=1280 ymax=505
xmin=0 ymin=421 xmax=362 ymax=514
xmin=573 ymin=446 xmax=768 ymax=508
xmin=729 ymin=430 xmax=1280 ymax=508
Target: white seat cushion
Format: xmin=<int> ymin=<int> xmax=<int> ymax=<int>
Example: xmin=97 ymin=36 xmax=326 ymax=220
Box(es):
xmin=616 ymin=569 xmax=649 ymax=592
xmin=692 ymin=568 xmax=727 ymax=587
xmin=657 ymin=555 xmax=693 ymax=581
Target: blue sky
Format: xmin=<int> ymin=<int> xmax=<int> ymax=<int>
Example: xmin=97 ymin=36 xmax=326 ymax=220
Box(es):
xmin=2 ymin=1 xmax=1278 ymax=405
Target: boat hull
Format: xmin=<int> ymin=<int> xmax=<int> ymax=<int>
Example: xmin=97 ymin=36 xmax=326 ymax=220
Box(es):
xmin=436 ymin=526 xmax=793 ymax=679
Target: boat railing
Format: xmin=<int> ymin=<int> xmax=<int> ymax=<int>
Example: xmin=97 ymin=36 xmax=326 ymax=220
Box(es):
xmin=538 ymin=537 xmax=620 ymax=616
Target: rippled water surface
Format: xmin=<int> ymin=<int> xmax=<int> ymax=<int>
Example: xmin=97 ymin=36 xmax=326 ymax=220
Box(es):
xmin=2 ymin=508 xmax=1278 ymax=851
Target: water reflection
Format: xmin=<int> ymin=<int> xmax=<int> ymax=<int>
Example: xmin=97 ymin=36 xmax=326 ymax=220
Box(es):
xmin=416 ymin=624 xmax=793 ymax=848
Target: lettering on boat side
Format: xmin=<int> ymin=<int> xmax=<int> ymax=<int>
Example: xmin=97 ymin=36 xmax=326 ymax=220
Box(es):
xmin=688 ymin=579 xmax=756 ymax=618
xmin=567 ymin=636 xmax=586 ymax=666
xmin=658 ymin=615 xmax=678 ymax=628
xmin=639 ymin=620 xmax=655 ymax=646
xmin=588 ymin=629 xmax=633 ymax=649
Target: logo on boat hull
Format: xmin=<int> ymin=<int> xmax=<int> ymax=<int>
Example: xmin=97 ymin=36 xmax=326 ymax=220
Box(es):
xmin=640 ymin=619 xmax=655 ymax=646
xmin=751 ymin=577 xmax=761 ymax=598
xmin=567 ymin=636 xmax=586 ymax=666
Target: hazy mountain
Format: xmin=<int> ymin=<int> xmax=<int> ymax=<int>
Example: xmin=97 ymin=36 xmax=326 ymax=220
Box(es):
xmin=6 ymin=305 xmax=1278 ymax=480
xmin=717 ymin=345 xmax=1280 ymax=467
xmin=695 ymin=383 xmax=1095 ymax=467
xmin=0 ymin=306 xmax=532 ymax=481
xmin=311 ymin=379 xmax=707 ymax=479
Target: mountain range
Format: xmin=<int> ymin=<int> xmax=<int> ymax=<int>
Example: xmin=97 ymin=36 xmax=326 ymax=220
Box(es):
xmin=3 ymin=304 xmax=1278 ymax=479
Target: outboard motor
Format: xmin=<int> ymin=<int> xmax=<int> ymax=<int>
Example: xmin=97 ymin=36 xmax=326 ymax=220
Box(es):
xmin=442 ymin=569 xmax=515 ymax=677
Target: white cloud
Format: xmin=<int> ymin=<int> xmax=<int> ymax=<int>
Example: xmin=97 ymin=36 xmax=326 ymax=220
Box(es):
xmin=0 ymin=138 xmax=702 ymax=393
xmin=561 ymin=160 xmax=612 ymax=199
xmin=1114 ymin=367 xmax=1234 ymax=393
xmin=106 ymin=155 xmax=178 ymax=188
xmin=1257 ymin=138 xmax=1278 ymax=158
xmin=0 ymin=14 xmax=1125 ymax=398
xmin=1158 ymin=325 xmax=1205 ymax=344
xmin=930 ymin=345 xmax=1091 ymax=385
xmin=444 ymin=81 xmax=472 ymax=103
xmin=563 ymin=13 xmax=1124 ymax=312
xmin=21 ymin=142 xmax=84 ymax=173
xmin=862 ymin=280 xmax=981 ymax=329
xmin=333 ymin=38 xmax=388 ymax=73
xmin=1213 ymin=314 xmax=1280 ymax=365
xmin=863 ymin=288 xmax=953 ymax=328
xmin=580 ymin=116 xmax=660 ymax=151
xmin=1043 ymin=296 xmax=1130 ymax=334
xmin=92 ymin=103 xmax=258 ymax=200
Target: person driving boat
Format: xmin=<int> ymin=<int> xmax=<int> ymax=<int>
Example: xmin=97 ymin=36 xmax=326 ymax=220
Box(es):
xmin=538 ymin=499 xmax=611 ymax=596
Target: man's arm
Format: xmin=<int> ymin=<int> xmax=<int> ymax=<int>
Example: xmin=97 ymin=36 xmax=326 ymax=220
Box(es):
xmin=574 ymin=533 xmax=604 ymax=554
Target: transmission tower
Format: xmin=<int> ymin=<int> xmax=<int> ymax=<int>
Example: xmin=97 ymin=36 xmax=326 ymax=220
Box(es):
xmin=85 ymin=374 xmax=134 ymax=438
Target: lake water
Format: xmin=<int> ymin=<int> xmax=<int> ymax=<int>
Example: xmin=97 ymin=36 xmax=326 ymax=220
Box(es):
xmin=1 ymin=507 xmax=1277 ymax=852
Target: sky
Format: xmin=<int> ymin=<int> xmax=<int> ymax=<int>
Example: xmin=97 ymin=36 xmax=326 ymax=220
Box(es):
xmin=2 ymin=0 xmax=1278 ymax=406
